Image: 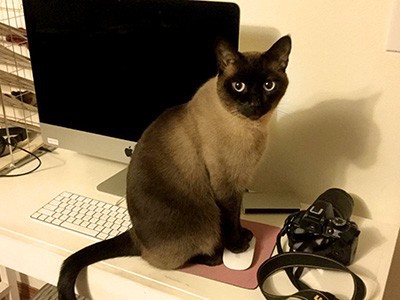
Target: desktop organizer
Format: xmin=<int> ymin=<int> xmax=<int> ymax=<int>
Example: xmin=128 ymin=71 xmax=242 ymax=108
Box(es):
xmin=0 ymin=0 xmax=42 ymax=175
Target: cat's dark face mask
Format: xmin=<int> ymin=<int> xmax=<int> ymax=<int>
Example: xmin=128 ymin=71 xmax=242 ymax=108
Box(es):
xmin=215 ymin=36 xmax=291 ymax=120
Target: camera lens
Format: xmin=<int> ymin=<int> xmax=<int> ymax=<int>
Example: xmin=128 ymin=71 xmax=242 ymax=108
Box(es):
xmin=314 ymin=188 xmax=354 ymax=220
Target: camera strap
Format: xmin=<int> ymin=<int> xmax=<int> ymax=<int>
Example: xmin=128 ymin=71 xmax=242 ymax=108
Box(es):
xmin=257 ymin=247 xmax=366 ymax=300
xmin=256 ymin=251 xmax=367 ymax=300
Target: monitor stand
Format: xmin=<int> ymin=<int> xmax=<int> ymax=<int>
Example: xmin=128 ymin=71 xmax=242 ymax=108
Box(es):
xmin=242 ymin=191 xmax=301 ymax=214
xmin=97 ymin=167 xmax=127 ymax=197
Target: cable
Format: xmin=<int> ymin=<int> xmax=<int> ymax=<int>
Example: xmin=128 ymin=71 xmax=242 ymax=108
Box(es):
xmin=0 ymin=144 xmax=42 ymax=177
xmin=115 ymin=196 xmax=127 ymax=207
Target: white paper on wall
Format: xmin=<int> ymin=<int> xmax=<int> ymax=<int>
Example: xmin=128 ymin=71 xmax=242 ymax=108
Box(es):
xmin=387 ymin=0 xmax=400 ymax=52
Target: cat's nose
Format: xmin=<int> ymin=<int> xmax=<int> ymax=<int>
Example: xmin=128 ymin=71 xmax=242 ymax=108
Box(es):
xmin=249 ymin=99 xmax=261 ymax=107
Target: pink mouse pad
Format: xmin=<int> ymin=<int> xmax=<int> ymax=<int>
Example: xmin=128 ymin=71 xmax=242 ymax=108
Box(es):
xmin=180 ymin=219 xmax=281 ymax=289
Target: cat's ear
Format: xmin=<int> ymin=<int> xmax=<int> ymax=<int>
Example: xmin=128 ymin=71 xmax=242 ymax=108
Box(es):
xmin=263 ymin=35 xmax=292 ymax=71
xmin=215 ymin=39 xmax=240 ymax=73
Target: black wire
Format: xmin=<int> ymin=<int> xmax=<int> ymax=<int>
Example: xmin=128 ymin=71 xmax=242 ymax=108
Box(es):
xmin=0 ymin=143 xmax=42 ymax=177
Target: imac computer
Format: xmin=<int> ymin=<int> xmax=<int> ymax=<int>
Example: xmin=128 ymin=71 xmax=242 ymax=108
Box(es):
xmin=23 ymin=0 xmax=240 ymax=196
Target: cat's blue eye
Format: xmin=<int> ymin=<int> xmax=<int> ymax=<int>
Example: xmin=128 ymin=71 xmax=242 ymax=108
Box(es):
xmin=232 ymin=81 xmax=246 ymax=93
xmin=263 ymin=80 xmax=276 ymax=92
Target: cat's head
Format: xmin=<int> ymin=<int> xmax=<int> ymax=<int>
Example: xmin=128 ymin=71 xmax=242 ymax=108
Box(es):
xmin=216 ymin=35 xmax=291 ymax=120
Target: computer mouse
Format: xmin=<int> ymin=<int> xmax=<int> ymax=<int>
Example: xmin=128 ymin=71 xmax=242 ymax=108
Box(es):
xmin=222 ymin=237 xmax=256 ymax=270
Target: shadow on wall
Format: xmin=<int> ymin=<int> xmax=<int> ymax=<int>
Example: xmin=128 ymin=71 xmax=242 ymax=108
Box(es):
xmin=251 ymin=95 xmax=381 ymax=219
xmin=239 ymin=26 xmax=380 ymax=219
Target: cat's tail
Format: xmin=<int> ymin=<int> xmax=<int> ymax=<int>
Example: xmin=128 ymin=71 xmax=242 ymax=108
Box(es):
xmin=57 ymin=231 xmax=141 ymax=300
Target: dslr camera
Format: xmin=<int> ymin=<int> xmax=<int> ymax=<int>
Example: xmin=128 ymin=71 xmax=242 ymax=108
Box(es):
xmin=282 ymin=188 xmax=360 ymax=265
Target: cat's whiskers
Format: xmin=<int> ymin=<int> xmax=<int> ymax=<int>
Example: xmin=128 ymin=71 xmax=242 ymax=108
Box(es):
xmin=275 ymin=104 xmax=291 ymax=117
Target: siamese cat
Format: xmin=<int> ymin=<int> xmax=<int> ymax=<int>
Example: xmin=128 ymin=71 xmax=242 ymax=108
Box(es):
xmin=58 ymin=35 xmax=291 ymax=299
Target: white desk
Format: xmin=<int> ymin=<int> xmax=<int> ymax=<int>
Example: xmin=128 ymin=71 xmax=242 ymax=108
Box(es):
xmin=0 ymin=149 xmax=398 ymax=299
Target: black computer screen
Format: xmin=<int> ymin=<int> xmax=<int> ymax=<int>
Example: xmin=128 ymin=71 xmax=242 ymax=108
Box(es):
xmin=23 ymin=0 xmax=240 ymax=142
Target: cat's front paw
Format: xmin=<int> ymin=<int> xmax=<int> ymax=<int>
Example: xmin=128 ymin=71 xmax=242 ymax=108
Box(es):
xmin=225 ymin=227 xmax=253 ymax=253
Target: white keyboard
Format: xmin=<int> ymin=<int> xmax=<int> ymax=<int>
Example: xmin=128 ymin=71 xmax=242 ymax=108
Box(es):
xmin=31 ymin=192 xmax=132 ymax=240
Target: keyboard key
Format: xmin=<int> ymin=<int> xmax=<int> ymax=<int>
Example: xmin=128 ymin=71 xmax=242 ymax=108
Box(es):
xmin=38 ymin=208 xmax=54 ymax=216
xmin=88 ymin=223 xmax=97 ymax=230
xmin=81 ymin=221 xmax=90 ymax=228
xmin=95 ymin=225 xmax=105 ymax=232
xmin=60 ymin=192 xmax=72 ymax=198
xmin=111 ymin=224 xmax=121 ymax=231
xmin=31 ymin=212 xmax=40 ymax=219
xmin=52 ymin=219 xmax=63 ymax=225
xmin=97 ymin=219 xmax=106 ymax=226
xmin=110 ymin=230 xmax=120 ymax=237
xmin=103 ymin=228 xmax=112 ymax=234
xmin=97 ymin=232 xmax=109 ymax=240
xmin=73 ymin=219 xmax=83 ymax=225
